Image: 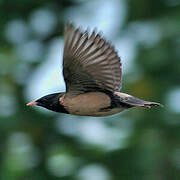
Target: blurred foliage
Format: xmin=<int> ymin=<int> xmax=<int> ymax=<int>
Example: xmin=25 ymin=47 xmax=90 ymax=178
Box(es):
xmin=0 ymin=0 xmax=180 ymax=180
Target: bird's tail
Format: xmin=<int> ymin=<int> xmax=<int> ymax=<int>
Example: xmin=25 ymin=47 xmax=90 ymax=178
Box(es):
xmin=128 ymin=99 xmax=163 ymax=108
xmin=115 ymin=92 xmax=163 ymax=108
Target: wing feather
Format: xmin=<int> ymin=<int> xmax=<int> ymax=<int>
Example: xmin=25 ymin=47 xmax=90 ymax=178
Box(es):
xmin=63 ymin=24 xmax=122 ymax=94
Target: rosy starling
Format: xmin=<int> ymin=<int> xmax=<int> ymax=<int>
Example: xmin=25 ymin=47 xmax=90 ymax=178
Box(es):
xmin=27 ymin=24 xmax=162 ymax=116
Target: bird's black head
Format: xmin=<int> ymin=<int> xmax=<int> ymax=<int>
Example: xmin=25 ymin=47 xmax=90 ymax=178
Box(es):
xmin=27 ymin=93 xmax=68 ymax=114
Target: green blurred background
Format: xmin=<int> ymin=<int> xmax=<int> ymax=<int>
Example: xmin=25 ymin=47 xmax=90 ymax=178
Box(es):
xmin=0 ymin=0 xmax=180 ymax=179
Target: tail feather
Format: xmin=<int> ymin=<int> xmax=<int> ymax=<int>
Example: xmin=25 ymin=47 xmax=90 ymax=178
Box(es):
xmin=125 ymin=96 xmax=163 ymax=108
xmin=141 ymin=101 xmax=163 ymax=108
xmin=115 ymin=92 xmax=163 ymax=108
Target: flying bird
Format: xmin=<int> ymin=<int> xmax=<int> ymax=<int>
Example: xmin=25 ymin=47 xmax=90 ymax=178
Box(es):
xmin=27 ymin=24 xmax=162 ymax=116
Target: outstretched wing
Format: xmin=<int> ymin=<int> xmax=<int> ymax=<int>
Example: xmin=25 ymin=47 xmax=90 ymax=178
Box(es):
xmin=63 ymin=24 xmax=122 ymax=95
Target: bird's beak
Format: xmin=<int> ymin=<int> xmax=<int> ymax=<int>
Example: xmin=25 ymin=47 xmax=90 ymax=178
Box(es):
xmin=26 ymin=101 xmax=37 ymax=106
